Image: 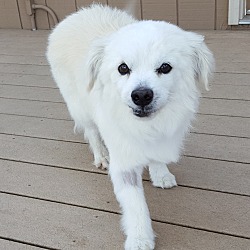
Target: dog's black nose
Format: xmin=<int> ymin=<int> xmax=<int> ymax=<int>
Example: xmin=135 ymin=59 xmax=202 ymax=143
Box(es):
xmin=131 ymin=88 xmax=154 ymax=107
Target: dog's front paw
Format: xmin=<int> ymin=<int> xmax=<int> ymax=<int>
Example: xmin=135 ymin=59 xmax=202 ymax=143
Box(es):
xmin=94 ymin=156 xmax=109 ymax=170
xmin=125 ymin=236 xmax=155 ymax=250
xmin=151 ymin=171 xmax=177 ymax=189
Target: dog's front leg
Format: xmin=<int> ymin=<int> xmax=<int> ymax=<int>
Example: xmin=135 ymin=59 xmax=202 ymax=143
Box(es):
xmin=109 ymin=164 xmax=155 ymax=250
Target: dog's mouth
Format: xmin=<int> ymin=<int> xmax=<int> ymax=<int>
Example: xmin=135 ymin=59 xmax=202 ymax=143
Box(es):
xmin=131 ymin=106 xmax=156 ymax=118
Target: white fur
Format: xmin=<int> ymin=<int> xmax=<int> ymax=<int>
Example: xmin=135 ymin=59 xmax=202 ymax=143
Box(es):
xmin=47 ymin=4 xmax=214 ymax=249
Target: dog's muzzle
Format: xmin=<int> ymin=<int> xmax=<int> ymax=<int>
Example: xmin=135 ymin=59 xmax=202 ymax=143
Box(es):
xmin=131 ymin=87 xmax=154 ymax=117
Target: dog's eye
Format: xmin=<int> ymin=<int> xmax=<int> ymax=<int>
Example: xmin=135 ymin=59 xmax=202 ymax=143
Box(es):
xmin=157 ymin=63 xmax=172 ymax=74
xmin=118 ymin=63 xmax=130 ymax=75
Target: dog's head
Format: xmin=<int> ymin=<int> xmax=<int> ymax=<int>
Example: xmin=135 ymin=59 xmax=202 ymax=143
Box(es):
xmin=85 ymin=21 xmax=214 ymax=118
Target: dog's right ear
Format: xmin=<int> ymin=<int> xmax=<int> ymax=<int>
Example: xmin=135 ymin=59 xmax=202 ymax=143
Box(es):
xmin=85 ymin=38 xmax=106 ymax=91
xmin=186 ymin=32 xmax=215 ymax=91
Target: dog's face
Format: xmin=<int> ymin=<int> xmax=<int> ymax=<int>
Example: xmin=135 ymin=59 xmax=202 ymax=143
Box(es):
xmin=86 ymin=21 xmax=213 ymax=118
xmin=106 ymin=29 xmax=177 ymax=118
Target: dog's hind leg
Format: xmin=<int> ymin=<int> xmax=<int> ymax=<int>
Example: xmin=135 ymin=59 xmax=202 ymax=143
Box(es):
xmin=84 ymin=125 xmax=109 ymax=169
xmin=148 ymin=162 xmax=177 ymax=189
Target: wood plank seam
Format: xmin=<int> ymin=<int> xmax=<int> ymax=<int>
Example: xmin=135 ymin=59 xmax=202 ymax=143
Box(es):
xmin=0 ymin=72 xmax=50 ymax=76
xmin=203 ymin=97 xmax=250 ymax=101
xmin=0 ymin=97 xmax=64 ymax=104
xmin=191 ymin=131 xmax=250 ymax=140
xmin=0 ymin=236 xmax=59 ymax=250
xmin=0 ymin=132 xmax=84 ymax=144
xmin=1 ymin=111 xmax=249 ymax=122
xmin=1 ymin=127 xmax=249 ymax=142
xmin=0 ymin=157 xmax=107 ymax=176
xmin=15 ymin=0 xmax=23 ymax=29
xmin=197 ymin=113 xmax=250 ymax=119
xmin=0 ymin=83 xmax=58 ymax=90
xmin=215 ymin=71 xmax=250 ymax=74
xmin=0 ymin=112 xmax=71 ymax=121
xmin=184 ymin=155 xmax=250 ymax=165
xmin=2 ymin=94 xmax=249 ymax=104
xmin=1 ymin=129 xmax=249 ymax=146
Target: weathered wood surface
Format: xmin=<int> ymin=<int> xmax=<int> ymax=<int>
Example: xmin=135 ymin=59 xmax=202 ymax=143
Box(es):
xmin=0 ymin=29 xmax=249 ymax=249
xmin=0 ymin=1 xmax=230 ymax=31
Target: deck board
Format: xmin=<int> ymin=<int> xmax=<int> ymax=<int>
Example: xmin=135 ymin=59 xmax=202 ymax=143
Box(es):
xmin=0 ymin=84 xmax=63 ymax=103
xmin=0 ymin=28 xmax=250 ymax=249
xmin=0 ymin=73 xmax=55 ymax=88
xmin=0 ymin=98 xmax=69 ymax=120
xmin=199 ymin=98 xmax=250 ymax=117
xmin=202 ymin=85 xmax=250 ymax=100
xmin=185 ymin=133 xmax=250 ymax=163
xmin=0 ymin=63 xmax=50 ymax=76
xmin=0 ymin=55 xmax=48 ymax=65
xmin=194 ymin=114 xmax=250 ymax=138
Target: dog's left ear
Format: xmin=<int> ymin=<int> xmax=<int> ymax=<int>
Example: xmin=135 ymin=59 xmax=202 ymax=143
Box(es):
xmin=85 ymin=37 xmax=107 ymax=91
xmin=187 ymin=32 xmax=215 ymax=91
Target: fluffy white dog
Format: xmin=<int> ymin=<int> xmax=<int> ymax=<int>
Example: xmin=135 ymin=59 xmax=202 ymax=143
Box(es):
xmin=47 ymin=4 xmax=214 ymax=250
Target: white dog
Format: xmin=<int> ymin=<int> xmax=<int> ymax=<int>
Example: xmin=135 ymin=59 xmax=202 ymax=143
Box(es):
xmin=47 ymin=4 xmax=214 ymax=250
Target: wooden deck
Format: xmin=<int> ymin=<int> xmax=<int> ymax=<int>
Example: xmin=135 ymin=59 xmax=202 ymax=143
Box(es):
xmin=0 ymin=29 xmax=250 ymax=250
